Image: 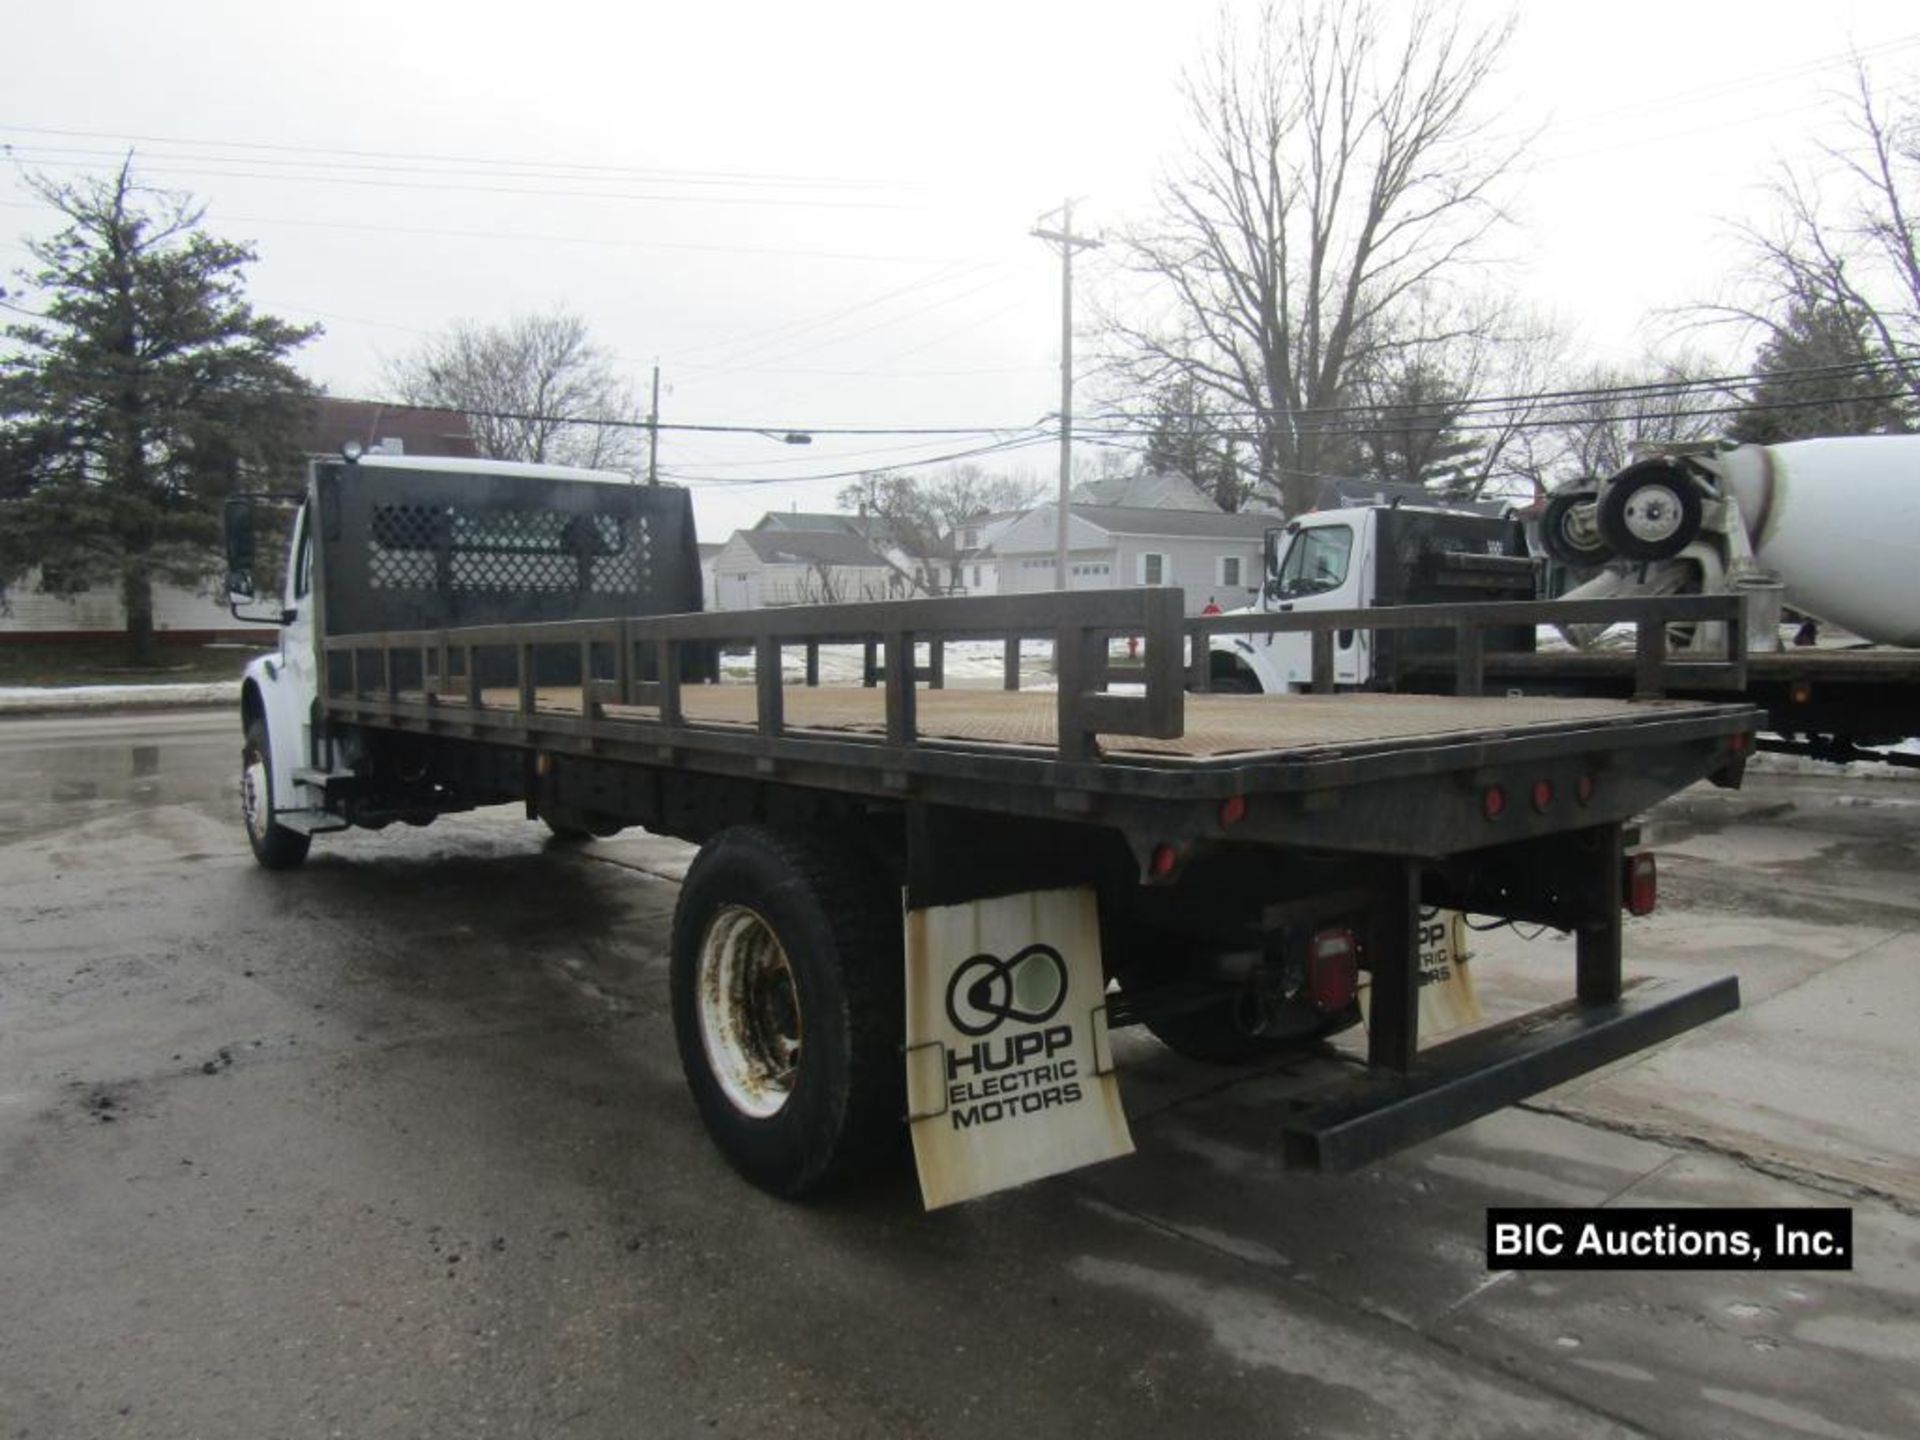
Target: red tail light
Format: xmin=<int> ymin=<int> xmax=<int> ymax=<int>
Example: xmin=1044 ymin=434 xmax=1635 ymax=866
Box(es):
xmin=1482 ymin=785 xmax=1506 ymax=821
xmin=1307 ymin=928 xmax=1359 ymax=1012
xmin=1624 ymin=853 xmax=1658 ymax=916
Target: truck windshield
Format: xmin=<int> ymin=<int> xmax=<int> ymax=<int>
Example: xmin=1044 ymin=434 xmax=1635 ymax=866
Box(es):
xmin=1275 ymin=524 xmax=1354 ymax=598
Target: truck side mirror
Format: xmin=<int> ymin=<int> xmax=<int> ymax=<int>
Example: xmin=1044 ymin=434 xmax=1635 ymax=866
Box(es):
xmin=224 ymin=497 xmax=257 ymax=602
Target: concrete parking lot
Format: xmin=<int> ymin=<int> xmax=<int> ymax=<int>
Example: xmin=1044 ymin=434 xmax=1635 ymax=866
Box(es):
xmin=2 ymin=709 xmax=1916 ymax=1439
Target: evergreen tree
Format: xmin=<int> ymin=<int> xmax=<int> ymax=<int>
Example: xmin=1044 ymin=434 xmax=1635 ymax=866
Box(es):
xmin=1729 ymin=299 xmax=1910 ymax=445
xmin=1141 ymin=376 xmax=1249 ymax=510
xmin=0 ymin=161 xmax=317 ymax=664
xmin=1349 ymin=359 xmax=1485 ymax=497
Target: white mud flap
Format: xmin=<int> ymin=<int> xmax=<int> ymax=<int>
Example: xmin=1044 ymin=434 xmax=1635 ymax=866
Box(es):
xmin=1359 ymin=907 xmax=1482 ymax=1044
xmin=904 ymin=887 xmax=1134 ymax=1210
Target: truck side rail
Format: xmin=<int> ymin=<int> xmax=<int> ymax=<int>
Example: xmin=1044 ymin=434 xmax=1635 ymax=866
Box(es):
xmin=321 ymin=586 xmax=1187 ymax=764
xmin=1186 ymin=594 xmax=1748 ymax=698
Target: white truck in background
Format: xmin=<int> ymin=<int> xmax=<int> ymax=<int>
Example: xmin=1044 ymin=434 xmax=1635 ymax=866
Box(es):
xmin=1204 ymin=436 xmax=1920 ymax=769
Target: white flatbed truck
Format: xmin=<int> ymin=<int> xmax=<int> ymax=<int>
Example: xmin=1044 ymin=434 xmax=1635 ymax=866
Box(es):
xmin=224 ymin=454 xmax=1759 ymax=1207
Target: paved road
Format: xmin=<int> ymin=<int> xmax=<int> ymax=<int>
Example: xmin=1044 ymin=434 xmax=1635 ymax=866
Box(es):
xmin=2 ymin=709 xmax=1916 ymax=1439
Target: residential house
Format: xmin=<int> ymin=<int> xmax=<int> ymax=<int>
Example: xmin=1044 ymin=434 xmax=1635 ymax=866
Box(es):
xmin=1069 ymin=470 xmax=1221 ymax=512
xmin=306 ymin=396 xmax=480 ymax=460
xmin=982 ymin=504 xmax=1275 ymax=616
xmin=950 ymin=509 xmax=1025 ymax=597
xmin=697 ymin=542 xmax=725 ymax=612
xmin=751 ymin=510 xmax=955 ymax=597
xmin=709 ymin=527 xmax=912 ymax=611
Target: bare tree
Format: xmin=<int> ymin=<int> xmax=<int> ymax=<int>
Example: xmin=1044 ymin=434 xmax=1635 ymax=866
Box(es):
xmin=384 ymin=310 xmax=644 ymax=470
xmin=1107 ymin=0 xmax=1523 ymax=516
xmin=1338 ymin=292 xmax=1566 ymax=498
xmin=1709 ymin=59 xmax=1920 ymax=415
xmin=1526 ymin=359 xmax=1728 ymax=488
xmin=917 ymin=463 xmax=1046 ymax=529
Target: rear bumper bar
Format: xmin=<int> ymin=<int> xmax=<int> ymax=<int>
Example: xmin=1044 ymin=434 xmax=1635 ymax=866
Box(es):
xmin=1282 ymin=975 xmax=1740 ymax=1171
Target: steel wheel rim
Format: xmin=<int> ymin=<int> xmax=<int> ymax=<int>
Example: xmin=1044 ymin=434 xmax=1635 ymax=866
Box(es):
xmin=696 ymin=904 xmax=802 ymax=1119
xmin=1560 ymin=510 xmax=1602 ymax=553
xmin=242 ymin=749 xmax=269 ymax=839
xmin=1622 ymin=486 xmax=1685 ymax=545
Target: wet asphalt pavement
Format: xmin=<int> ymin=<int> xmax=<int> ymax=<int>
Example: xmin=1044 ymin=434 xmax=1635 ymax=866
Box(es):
xmin=3 ymin=709 xmax=1918 ymax=1440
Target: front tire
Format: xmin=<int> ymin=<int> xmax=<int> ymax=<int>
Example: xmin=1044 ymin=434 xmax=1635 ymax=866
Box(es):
xmin=669 ymin=826 xmax=903 ymax=1198
xmin=242 ymin=717 xmax=311 ymax=871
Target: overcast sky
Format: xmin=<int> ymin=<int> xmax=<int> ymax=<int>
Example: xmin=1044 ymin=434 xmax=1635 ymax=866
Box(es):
xmin=5 ymin=1 xmax=1916 ymax=539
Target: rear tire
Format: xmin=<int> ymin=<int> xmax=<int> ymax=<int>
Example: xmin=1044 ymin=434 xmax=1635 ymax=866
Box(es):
xmin=241 ymin=717 xmax=311 ymax=871
xmin=541 ymin=805 xmax=620 ymax=841
xmin=669 ymin=826 xmax=903 ymax=1198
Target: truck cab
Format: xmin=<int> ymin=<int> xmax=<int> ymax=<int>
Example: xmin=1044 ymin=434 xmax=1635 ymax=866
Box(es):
xmin=226 ymin=453 xmax=705 ymax=866
xmin=1209 ymin=503 xmax=1537 ymax=693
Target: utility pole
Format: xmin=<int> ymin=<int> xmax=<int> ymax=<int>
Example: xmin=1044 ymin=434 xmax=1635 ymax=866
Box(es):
xmin=1031 ymin=199 xmax=1101 ymax=591
xmin=646 ymin=363 xmax=661 ymax=486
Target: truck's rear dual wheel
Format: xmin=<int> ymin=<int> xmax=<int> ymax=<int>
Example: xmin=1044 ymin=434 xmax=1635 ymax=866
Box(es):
xmin=241 ymin=717 xmax=311 ymax=871
xmin=669 ymin=826 xmax=904 ymax=1198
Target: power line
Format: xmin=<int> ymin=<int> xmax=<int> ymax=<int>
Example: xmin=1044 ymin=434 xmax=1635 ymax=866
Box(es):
xmin=1075 ymin=386 xmax=1914 ymax=441
xmin=0 ymin=199 xmax=973 ymax=266
xmin=1087 ymin=353 xmax=1920 ymax=429
xmin=0 ymin=124 xmax=923 ymax=192
xmin=9 ymin=157 xmax=952 ymax=213
xmin=662 ymin=434 xmax=1057 ymax=487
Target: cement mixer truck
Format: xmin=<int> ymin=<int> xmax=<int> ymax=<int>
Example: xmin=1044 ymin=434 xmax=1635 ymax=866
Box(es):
xmin=1199 ymin=436 xmax=1920 ymax=768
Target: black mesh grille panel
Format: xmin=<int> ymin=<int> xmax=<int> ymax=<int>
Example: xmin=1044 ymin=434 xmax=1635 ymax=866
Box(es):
xmin=365 ymin=504 xmax=652 ymax=594
xmin=315 ymin=463 xmax=702 ymax=637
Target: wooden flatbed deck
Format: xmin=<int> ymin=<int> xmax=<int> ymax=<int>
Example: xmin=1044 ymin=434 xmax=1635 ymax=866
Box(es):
xmin=430 ymin=684 xmax=1722 ymax=763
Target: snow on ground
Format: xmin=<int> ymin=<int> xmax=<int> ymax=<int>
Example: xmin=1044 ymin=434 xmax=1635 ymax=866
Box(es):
xmin=1750 ymin=737 xmax=1920 ymax=781
xmin=717 ymin=638 xmax=1069 ymax=689
xmin=0 ymin=681 xmax=240 ymax=714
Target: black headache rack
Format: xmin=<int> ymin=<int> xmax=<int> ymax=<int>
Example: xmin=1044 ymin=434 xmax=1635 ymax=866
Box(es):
xmin=310 ymin=459 xmax=714 ymax=684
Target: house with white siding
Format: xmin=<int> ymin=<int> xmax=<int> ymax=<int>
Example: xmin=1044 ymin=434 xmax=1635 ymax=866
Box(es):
xmin=708 ymin=528 xmax=913 ymax=610
xmin=981 ymin=504 xmax=1275 ymax=616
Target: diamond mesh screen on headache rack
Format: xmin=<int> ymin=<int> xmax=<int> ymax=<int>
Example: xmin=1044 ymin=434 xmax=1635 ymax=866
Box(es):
xmin=312 ymin=460 xmax=702 ymax=637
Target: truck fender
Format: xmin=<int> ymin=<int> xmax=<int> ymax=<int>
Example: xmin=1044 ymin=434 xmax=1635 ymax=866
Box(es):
xmin=239 ymin=658 xmax=306 ymax=818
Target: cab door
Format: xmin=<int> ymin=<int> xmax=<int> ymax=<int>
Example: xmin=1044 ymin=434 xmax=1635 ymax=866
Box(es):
xmin=1263 ymin=519 xmax=1372 ymax=688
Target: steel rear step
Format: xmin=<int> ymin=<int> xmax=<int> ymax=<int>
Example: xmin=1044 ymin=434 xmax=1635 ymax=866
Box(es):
xmin=1280 ymin=975 xmax=1741 ymax=1171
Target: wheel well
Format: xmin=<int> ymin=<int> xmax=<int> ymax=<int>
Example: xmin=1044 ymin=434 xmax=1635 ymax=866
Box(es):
xmin=1208 ymin=650 xmax=1262 ymax=693
xmin=240 ymin=679 xmax=265 ymax=730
